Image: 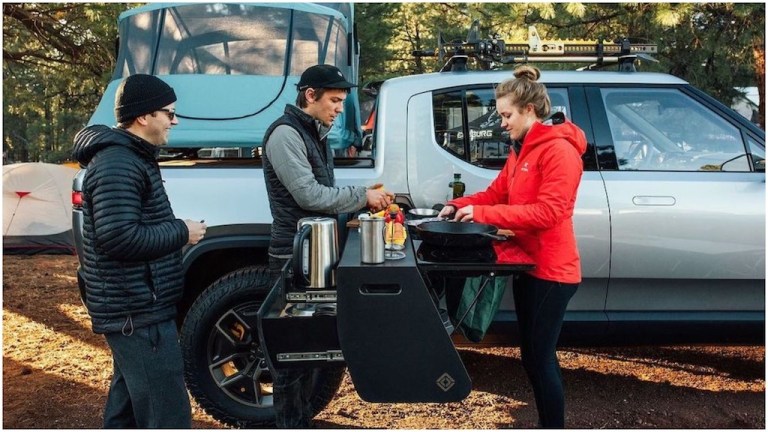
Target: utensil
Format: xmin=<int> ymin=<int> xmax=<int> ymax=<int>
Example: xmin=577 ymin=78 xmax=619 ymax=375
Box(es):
xmin=405 ymin=216 xmax=445 ymax=227
xmin=415 ymin=221 xmax=507 ymax=247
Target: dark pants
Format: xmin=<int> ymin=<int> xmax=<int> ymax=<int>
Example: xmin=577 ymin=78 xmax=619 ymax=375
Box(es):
xmin=103 ymin=319 xmax=192 ymax=429
xmin=513 ymin=273 xmax=578 ymax=429
xmin=269 ymin=256 xmax=317 ymax=428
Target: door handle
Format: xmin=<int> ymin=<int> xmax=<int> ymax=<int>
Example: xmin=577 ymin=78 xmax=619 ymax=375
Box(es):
xmin=632 ymin=196 xmax=676 ymax=206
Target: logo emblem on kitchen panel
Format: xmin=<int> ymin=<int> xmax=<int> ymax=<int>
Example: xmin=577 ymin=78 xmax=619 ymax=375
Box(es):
xmin=436 ymin=373 xmax=455 ymax=391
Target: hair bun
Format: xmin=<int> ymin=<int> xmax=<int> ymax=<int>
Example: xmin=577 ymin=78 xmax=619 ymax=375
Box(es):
xmin=513 ymin=65 xmax=540 ymax=81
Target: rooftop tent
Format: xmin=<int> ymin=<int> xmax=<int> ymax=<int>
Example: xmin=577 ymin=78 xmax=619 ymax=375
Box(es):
xmin=88 ymin=2 xmax=361 ymax=151
xmin=3 ymin=163 xmax=77 ymax=255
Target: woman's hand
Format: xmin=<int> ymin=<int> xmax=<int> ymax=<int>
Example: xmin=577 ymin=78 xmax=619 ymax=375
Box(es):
xmin=437 ymin=205 xmax=456 ymax=219
xmin=454 ymin=205 xmax=474 ymax=222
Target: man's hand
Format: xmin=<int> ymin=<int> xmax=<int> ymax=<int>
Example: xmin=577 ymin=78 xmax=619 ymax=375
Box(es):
xmin=366 ymin=185 xmax=394 ymax=212
xmin=184 ymin=220 xmax=207 ymax=245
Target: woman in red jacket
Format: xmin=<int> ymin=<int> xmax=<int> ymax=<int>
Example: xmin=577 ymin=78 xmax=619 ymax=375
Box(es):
xmin=438 ymin=65 xmax=586 ymax=428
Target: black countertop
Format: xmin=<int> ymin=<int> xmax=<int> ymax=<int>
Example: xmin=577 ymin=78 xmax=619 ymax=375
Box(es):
xmin=413 ymin=238 xmax=535 ymax=277
xmin=341 ymin=227 xmax=535 ymax=277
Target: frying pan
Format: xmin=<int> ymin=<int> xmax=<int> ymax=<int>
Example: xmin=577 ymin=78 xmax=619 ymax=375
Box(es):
xmin=415 ymin=221 xmax=507 ymax=247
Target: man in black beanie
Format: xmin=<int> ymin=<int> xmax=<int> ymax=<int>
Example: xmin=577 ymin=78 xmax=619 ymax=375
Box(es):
xmin=72 ymin=74 xmax=207 ymax=428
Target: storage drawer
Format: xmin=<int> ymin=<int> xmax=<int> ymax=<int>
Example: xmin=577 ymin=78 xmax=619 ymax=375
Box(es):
xmin=257 ymin=264 xmax=344 ymax=371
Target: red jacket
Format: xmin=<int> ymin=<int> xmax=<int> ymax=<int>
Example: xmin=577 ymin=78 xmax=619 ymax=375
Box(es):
xmin=449 ymin=119 xmax=586 ymax=283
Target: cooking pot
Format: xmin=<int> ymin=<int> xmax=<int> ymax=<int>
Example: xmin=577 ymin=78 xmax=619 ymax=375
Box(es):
xmin=293 ymin=217 xmax=339 ymax=289
xmin=415 ymin=221 xmax=507 ymax=248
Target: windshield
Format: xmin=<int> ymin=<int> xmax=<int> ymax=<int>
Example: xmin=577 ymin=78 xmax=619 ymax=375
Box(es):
xmin=114 ymin=3 xmax=350 ymax=78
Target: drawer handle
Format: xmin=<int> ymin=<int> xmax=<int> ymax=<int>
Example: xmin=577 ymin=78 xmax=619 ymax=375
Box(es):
xmin=360 ymin=284 xmax=401 ymax=295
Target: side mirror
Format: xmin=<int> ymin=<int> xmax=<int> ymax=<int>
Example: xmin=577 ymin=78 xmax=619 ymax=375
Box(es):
xmin=361 ymin=134 xmax=373 ymax=151
xmin=361 ymin=80 xmax=384 ymax=98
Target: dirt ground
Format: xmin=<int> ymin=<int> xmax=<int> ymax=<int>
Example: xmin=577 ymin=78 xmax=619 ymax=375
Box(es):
xmin=3 ymin=254 xmax=765 ymax=429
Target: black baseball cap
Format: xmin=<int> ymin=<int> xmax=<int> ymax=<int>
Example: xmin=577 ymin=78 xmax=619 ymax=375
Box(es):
xmin=297 ymin=64 xmax=356 ymax=91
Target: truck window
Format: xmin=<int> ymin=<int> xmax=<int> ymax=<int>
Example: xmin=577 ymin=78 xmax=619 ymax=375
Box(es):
xmin=746 ymin=136 xmax=766 ymax=171
xmin=433 ymin=90 xmax=466 ymax=158
xmin=466 ymin=87 xmax=507 ymax=167
xmin=602 ymin=88 xmax=750 ymax=172
xmin=432 ymin=86 xmax=571 ymax=169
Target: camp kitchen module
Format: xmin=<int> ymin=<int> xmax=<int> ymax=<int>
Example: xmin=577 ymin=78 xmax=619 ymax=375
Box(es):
xmin=257 ymin=216 xmax=534 ymax=403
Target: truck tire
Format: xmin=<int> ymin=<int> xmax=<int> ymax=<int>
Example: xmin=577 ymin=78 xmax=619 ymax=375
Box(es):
xmin=180 ymin=266 xmax=344 ymax=427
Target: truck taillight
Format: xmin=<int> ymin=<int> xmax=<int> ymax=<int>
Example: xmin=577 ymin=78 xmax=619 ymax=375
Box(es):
xmin=72 ymin=191 xmax=83 ymax=208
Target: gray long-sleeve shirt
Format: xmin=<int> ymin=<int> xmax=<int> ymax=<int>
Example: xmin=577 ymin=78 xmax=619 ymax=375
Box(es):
xmin=264 ymin=123 xmax=368 ymax=214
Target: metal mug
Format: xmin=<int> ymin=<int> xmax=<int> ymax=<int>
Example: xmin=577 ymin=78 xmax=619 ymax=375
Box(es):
xmin=359 ymin=214 xmax=385 ymax=264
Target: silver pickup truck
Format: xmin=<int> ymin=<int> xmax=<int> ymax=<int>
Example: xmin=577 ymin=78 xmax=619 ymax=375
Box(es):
xmin=72 ymin=3 xmax=765 ymax=427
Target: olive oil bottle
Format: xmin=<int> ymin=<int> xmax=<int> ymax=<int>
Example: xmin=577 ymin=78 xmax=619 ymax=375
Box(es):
xmin=449 ymin=173 xmax=465 ymax=199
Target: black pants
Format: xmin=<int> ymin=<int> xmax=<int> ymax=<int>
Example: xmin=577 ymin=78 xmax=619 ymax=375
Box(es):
xmin=269 ymin=256 xmax=317 ymax=428
xmin=513 ymin=273 xmax=578 ymax=429
xmin=102 ymin=319 xmax=192 ymax=428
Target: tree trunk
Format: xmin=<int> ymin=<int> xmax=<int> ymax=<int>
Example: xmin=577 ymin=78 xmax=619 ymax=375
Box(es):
xmin=753 ymin=37 xmax=765 ymax=129
xmin=45 ymin=97 xmax=54 ymax=158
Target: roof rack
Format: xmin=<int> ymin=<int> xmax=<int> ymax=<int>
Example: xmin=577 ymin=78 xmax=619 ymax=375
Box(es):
xmin=413 ymin=22 xmax=658 ymax=72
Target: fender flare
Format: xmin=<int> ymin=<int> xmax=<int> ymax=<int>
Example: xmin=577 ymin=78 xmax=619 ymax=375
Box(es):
xmin=182 ymin=234 xmax=271 ymax=273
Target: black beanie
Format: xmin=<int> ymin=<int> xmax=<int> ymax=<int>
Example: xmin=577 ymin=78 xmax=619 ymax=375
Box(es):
xmin=114 ymin=74 xmax=177 ymax=123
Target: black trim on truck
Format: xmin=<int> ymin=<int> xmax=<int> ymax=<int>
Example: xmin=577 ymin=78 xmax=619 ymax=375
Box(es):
xmin=567 ymin=85 xmax=599 ymax=171
xmin=583 ymin=86 xmax=619 ymax=171
xmin=181 ymin=223 xmax=272 ymax=272
xmin=183 ymin=235 xmax=271 ymax=272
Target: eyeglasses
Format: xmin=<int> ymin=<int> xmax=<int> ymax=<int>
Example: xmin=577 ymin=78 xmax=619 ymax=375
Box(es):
xmin=156 ymin=109 xmax=176 ymax=121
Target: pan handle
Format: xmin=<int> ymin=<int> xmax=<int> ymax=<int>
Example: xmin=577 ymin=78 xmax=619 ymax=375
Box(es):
xmin=480 ymin=232 xmax=508 ymax=241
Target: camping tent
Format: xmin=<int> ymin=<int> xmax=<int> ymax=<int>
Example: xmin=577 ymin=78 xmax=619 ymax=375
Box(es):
xmin=3 ymin=163 xmax=77 ymax=255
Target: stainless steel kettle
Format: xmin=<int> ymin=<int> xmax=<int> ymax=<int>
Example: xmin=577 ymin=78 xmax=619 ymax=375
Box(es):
xmin=292 ymin=217 xmax=339 ymax=289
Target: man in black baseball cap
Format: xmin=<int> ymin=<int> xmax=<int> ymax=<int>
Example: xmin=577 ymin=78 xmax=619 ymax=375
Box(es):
xmin=297 ymin=64 xmax=356 ymax=91
xmin=261 ymin=65 xmax=393 ymax=428
xmin=292 ymin=64 xmax=358 ymax=126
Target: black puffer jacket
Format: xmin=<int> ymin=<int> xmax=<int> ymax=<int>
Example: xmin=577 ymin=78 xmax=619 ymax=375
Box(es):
xmin=72 ymin=125 xmax=188 ymax=334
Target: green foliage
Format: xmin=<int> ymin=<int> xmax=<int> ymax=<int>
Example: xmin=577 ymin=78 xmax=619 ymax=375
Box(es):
xmin=3 ymin=3 xmax=763 ymax=164
xmin=356 ymin=3 xmax=402 ymax=84
xmin=356 ymin=2 xmax=763 ymax=123
xmin=3 ymin=3 xmax=129 ymax=164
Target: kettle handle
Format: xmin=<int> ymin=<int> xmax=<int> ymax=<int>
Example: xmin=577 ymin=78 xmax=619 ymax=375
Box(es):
xmin=292 ymin=224 xmax=312 ymax=287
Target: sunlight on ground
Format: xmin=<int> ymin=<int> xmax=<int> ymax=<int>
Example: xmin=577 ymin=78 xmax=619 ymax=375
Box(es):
xmin=316 ymin=374 xmax=526 ymax=429
xmin=57 ymin=302 xmax=96 ymax=331
xmin=558 ymin=349 xmax=764 ymax=393
xmin=3 ymin=306 xmax=224 ymax=427
xmin=3 ymin=309 xmax=113 ymax=388
xmin=52 ymin=272 xmax=78 ymax=283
